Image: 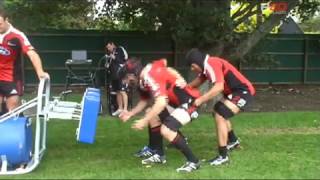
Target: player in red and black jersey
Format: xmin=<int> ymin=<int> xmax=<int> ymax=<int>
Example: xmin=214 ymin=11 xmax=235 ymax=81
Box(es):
xmin=186 ymin=48 xmax=255 ymax=166
xmin=0 ymin=8 xmax=49 ymax=115
xmin=119 ymin=57 xmax=201 ymax=172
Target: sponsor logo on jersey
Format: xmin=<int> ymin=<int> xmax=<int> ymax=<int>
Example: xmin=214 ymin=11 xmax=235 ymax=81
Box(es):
xmin=0 ymin=46 xmax=11 ymax=56
xmin=7 ymin=41 xmax=17 ymax=46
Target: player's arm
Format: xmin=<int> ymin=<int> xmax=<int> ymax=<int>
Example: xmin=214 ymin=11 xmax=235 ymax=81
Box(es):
xmin=167 ymin=67 xmax=184 ymax=79
xmin=130 ymin=99 xmax=148 ymax=116
xmin=141 ymin=95 xmax=167 ymax=123
xmin=132 ymin=96 xmax=167 ymax=130
xmin=116 ymin=47 xmax=127 ymax=62
xmin=188 ymin=76 xmax=205 ymax=88
xmin=119 ymin=99 xmax=148 ymax=122
xmin=26 ymin=50 xmax=49 ymax=79
xmin=194 ymin=61 xmax=224 ymax=107
xmin=167 ymin=67 xmax=187 ymax=88
xmin=194 ymin=82 xmax=224 ymax=106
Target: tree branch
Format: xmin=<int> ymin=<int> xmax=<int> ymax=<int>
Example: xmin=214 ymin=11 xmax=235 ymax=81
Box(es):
xmin=233 ymin=9 xmax=258 ymax=28
xmin=231 ymin=2 xmax=258 ymax=21
xmin=234 ymin=0 xmax=300 ymax=59
xmin=231 ymin=2 xmax=246 ymax=20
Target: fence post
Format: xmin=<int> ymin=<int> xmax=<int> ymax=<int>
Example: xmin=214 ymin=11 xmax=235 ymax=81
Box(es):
xmin=303 ymin=37 xmax=309 ymax=84
xmin=172 ymin=38 xmax=178 ymax=68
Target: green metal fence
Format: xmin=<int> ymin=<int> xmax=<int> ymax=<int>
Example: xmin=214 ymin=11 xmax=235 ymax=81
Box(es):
xmin=24 ymin=30 xmax=174 ymax=85
xmin=241 ymin=34 xmax=320 ymax=84
xmin=24 ymin=30 xmax=320 ymax=85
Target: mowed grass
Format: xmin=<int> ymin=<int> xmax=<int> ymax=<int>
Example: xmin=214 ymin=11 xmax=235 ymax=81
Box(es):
xmin=1 ymin=111 xmax=320 ymax=179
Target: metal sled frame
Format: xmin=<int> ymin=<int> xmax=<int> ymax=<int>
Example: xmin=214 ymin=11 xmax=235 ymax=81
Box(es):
xmin=0 ymin=77 xmax=96 ymax=175
xmin=0 ymin=78 xmax=50 ymax=175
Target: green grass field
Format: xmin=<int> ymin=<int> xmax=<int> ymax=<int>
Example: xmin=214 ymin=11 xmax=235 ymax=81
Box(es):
xmin=1 ymin=111 xmax=320 ymax=179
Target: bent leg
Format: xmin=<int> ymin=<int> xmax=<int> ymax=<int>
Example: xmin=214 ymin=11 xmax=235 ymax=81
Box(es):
xmin=161 ymin=111 xmax=198 ymax=164
xmin=215 ymin=113 xmax=228 ymax=148
xmin=120 ymin=90 xmax=128 ymax=111
xmin=6 ymin=95 xmax=20 ymax=111
xmin=147 ymin=108 xmax=163 ymax=156
xmin=222 ymin=99 xmax=240 ymax=145
xmin=116 ymin=92 xmax=123 ymax=110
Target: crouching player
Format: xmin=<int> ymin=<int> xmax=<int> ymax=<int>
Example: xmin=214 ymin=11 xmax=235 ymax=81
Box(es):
xmin=119 ymin=57 xmax=201 ymax=172
xmin=186 ymin=48 xmax=255 ymax=166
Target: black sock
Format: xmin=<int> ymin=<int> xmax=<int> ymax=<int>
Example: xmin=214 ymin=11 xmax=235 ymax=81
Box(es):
xmin=177 ymin=130 xmax=186 ymax=141
xmin=148 ymin=125 xmax=164 ymax=156
xmin=228 ymin=130 xmax=238 ymax=143
xmin=171 ymin=133 xmax=198 ymax=163
xmin=148 ymin=126 xmax=153 ymax=148
xmin=218 ymin=146 xmax=228 ymax=158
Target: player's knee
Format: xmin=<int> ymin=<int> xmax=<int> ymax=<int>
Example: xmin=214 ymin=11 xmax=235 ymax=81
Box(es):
xmin=149 ymin=117 xmax=161 ymax=127
xmin=214 ymin=101 xmax=234 ymax=119
xmin=145 ymin=108 xmax=151 ymax=113
xmin=160 ymin=125 xmax=171 ymax=137
xmin=162 ymin=115 xmax=182 ymax=132
xmin=160 ymin=124 xmax=179 ymax=142
xmin=6 ymin=98 xmax=19 ymax=110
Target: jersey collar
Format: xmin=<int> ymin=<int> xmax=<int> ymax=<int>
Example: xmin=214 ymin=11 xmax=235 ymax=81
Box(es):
xmin=202 ymin=54 xmax=209 ymax=74
xmin=0 ymin=24 xmax=13 ymax=43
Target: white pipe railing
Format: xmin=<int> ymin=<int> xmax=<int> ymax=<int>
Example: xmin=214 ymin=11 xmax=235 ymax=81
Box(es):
xmin=0 ymin=77 xmax=50 ymax=175
xmin=0 ymin=98 xmax=38 ymax=123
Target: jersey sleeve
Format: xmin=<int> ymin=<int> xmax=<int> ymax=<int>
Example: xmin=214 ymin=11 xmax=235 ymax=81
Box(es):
xmin=184 ymin=85 xmax=201 ymax=99
xmin=115 ymin=47 xmax=128 ymax=64
xmin=206 ymin=59 xmax=224 ymax=84
xmin=119 ymin=46 xmax=128 ymax=60
xmin=17 ymin=32 xmax=34 ymax=54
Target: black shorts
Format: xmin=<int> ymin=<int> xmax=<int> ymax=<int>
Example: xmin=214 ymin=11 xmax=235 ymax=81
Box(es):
xmin=225 ymin=89 xmax=254 ymax=110
xmin=167 ymin=86 xmax=197 ymax=108
xmin=111 ymin=80 xmax=128 ymax=92
xmin=0 ymin=81 xmax=23 ymax=97
xmin=158 ymin=107 xmax=171 ymax=121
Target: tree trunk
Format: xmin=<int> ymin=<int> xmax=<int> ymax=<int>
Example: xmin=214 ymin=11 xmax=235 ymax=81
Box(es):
xmin=234 ymin=0 xmax=299 ymax=59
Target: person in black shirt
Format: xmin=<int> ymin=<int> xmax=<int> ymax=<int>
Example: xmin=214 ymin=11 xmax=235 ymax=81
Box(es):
xmin=105 ymin=41 xmax=129 ymax=116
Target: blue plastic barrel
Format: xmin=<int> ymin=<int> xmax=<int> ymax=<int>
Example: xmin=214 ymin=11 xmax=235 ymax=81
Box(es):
xmin=0 ymin=117 xmax=32 ymax=166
